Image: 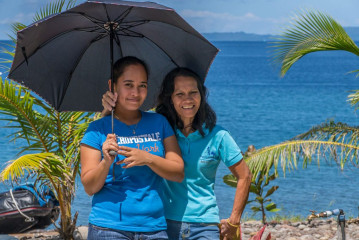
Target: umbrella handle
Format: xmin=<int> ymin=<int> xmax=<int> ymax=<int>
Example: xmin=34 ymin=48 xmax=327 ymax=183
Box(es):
xmin=109 ymin=150 xmax=117 ymax=156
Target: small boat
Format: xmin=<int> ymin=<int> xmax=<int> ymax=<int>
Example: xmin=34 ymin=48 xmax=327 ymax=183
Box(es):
xmin=0 ymin=184 xmax=59 ymax=234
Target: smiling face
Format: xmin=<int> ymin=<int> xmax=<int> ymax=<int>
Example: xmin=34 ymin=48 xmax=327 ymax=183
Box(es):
xmin=113 ymin=64 xmax=148 ymax=112
xmin=171 ymin=76 xmax=201 ymax=125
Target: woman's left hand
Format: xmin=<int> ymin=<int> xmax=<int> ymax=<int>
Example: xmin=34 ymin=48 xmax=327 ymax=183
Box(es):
xmin=220 ymin=219 xmax=241 ymax=240
xmin=116 ymin=146 xmax=152 ymax=168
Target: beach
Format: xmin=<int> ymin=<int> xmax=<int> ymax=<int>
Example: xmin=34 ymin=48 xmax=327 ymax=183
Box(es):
xmin=4 ymin=218 xmax=359 ymax=239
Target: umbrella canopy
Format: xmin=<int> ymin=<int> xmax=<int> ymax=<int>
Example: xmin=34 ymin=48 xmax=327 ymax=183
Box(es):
xmin=8 ymin=0 xmax=218 ymax=112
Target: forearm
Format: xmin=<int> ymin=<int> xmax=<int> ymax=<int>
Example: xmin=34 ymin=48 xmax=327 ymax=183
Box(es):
xmin=101 ymin=108 xmax=111 ymax=117
xmin=147 ymin=154 xmax=184 ymax=182
xmin=229 ymin=174 xmax=251 ymax=224
xmin=81 ymin=159 xmax=112 ymax=195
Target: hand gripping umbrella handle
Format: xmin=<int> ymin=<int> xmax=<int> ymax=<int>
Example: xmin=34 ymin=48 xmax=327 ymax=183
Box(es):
xmin=109 ymin=23 xmax=118 ymax=157
xmin=109 ymin=110 xmax=118 ymax=156
xmin=109 ymin=150 xmax=117 ymax=156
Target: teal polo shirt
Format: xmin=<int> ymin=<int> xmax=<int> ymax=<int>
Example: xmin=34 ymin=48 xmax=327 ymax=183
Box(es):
xmin=162 ymin=125 xmax=243 ymax=223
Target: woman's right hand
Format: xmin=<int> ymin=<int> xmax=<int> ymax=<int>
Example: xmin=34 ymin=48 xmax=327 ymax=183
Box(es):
xmin=101 ymin=91 xmax=118 ymax=116
xmin=102 ymin=134 xmax=118 ymax=163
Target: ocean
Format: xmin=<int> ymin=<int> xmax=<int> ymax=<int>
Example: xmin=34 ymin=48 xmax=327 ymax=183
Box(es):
xmin=1 ymin=40 xmax=359 ymax=227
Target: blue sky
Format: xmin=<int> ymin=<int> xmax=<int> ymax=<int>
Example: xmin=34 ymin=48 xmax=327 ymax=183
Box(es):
xmin=0 ymin=0 xmax=358 ymax=39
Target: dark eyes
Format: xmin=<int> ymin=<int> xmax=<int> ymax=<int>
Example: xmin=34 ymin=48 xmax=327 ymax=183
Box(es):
xmin=124 ymin=83 xmax=147 ymax=88
xmin=175 ymin=91 xmax=198 ymax=96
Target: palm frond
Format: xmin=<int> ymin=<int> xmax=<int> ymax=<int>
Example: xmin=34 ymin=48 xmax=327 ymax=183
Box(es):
xmin=247 ymin=140 xmax=359 ymax=180
xmin=7 ymin=22 xmax=27 ymax=45
xmin=0 ymin=153 xmax=65 ymax=181
xmin=348 ymin=90 xmax=359 ymax=110
xmin=272 ymin=10 xmax=359 ymax=77
xmin=0 ymin=152 xmax=73 ymax=200
xmin=350 ymin=69 xmax=359 ymax=78
xmin=0 ymin=79 xmax=51 ymax=151
xmin=293 ymin=121 xmax=359 ymax=145
xmin=33 ymin=0 xmax=77 ymax=22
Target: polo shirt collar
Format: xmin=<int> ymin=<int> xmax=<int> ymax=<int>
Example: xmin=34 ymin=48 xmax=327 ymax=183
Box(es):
xmin=175 ymin=124 xmax=210 ymax=141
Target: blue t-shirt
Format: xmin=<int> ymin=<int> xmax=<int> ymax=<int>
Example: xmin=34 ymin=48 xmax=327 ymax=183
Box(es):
xmin=81 ymin=112 xmax=174 ymax=232
xmin=163 ymin=125 xmax=243 ymax=223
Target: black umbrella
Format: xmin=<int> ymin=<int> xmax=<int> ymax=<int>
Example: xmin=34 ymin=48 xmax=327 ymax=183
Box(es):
xmin=9 ymin=0 xmax=218 ymax=113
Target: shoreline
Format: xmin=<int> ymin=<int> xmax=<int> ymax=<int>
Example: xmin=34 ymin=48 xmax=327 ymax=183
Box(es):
xmin=3 ymin=218 xmax=359 ymax=240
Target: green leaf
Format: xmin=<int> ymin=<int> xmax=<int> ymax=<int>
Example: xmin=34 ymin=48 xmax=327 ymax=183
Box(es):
xmin=249 ymin=184 xmax=260 ymax=195
xmin=251 ymin=206 xmax=261 ymax=212
xmin=265 ymin=202 xmax=280 ymax=212
xmin=223 ymin=174 xmax=237 ymax=188
xmin=264 ymin=173 xmax=276 ymax=186
xmin=264 ymin=186 xmax=279 ymax=198
xmin=268 ymin=208 xmax=281 ymax=213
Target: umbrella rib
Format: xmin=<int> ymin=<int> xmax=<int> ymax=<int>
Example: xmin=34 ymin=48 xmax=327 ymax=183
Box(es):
xmin=74 ymin=26 xmax=106 ymax=34
xmin=57 ymin=34 xmax=109 ymax=110
xmin=103 ymin=3 xmax=111 ymax=22
xmin=113 ymin=30 xmax=123 ymax=57
xmin=142 ymin=35 xmax=180 ymax=68
xmin=10 ymin=28 xmax=96 ymax=76
xmin=116 ymin=30 xmax=142 ymax=38
xmin=75 ymin=29 xmax=106 ymax=34
xmin=118 ymin=20 xmax=149 ymax=33
xmin=65 ymin=11 xmax=105 ymax=26
xmin=114 ymin=7 xmax=133 ymax=24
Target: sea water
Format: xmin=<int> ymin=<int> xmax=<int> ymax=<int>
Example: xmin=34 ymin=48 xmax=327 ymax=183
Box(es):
xmin=1 ymin=40 xmax=359 ymax=226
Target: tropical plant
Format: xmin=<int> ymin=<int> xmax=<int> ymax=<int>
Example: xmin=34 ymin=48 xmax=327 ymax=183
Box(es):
xmin=224 ymin=147 xmax=280 ymax=223
xmin=0 ymin=1 xmax=98 ymax=239
xmin=223 ymin=10 xmax=359 ymax=221
xmin=248 ymin=172 xmax=280 ymax=224
xmin=246 ymin=10 xmax=359 ymax=178
xmin=224 ymin=171 xmax=280 ymax=224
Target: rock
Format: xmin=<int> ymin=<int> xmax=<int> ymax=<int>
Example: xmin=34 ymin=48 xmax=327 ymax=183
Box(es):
xmin=74 ymin=226 xmax=88 ymax=240
xmin=7 ymin=226 xmax=89 ymax=240
xmin=238 ymin=217 xmax=359 ymax=240
xmin=298 ymin=224 xmax=306 ymax=230
xmin=291 ymin=222 xmax=301 ymax=227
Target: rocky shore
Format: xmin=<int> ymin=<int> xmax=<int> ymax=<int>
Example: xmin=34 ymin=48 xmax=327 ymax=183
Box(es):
xmin=5 ymin=218 xmax=359 ymax=240
xmin=242 ymin=218 xmax=359 ymax=240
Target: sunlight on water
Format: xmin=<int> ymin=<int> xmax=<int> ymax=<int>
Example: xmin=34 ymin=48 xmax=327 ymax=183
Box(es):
xmin=1 ymin=41 xmax=359 ymax=226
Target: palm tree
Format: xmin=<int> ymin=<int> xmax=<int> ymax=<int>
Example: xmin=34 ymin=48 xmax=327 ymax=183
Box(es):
xmin=246 ymin=10 xmax=359 ymax=178
xmin=224 ymin=11 xmax=359 ymax=218
xmin=0 ymin=1 xmax=98 ymax=239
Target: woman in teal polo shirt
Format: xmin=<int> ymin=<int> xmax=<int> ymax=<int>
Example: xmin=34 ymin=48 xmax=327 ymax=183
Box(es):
xmin=102 ymin=67 xmax=251 ymax=240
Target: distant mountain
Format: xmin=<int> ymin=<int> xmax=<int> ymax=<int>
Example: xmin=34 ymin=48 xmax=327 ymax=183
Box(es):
xmin=203 ymin=27 xmax=359 ymax=42
xmin=202 ymin=32 xmax=277 ymax=42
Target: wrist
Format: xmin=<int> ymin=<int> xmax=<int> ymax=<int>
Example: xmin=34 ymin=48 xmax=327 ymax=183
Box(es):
xmin=144 ymin=152 xmax=154 ymax=165
xmin=227 ymin=218 xmax=240 ymax=228
xmin=102 ymin=158 xmax=113 ymax=168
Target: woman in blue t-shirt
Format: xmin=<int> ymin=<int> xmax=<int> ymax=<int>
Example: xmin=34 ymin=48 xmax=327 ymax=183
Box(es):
xmin=102 ymin=67 xmax=251 ymax=240
xmin=81 ymin=56 xmax=184 ymax=240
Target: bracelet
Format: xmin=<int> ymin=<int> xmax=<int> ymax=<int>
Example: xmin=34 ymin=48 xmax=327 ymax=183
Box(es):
xmin=226 ymin=218 xmax=240 ymax=228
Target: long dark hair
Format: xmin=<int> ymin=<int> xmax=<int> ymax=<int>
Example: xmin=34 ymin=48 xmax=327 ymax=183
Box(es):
xmin=156 ymin=67 xmax=216 ymax=136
